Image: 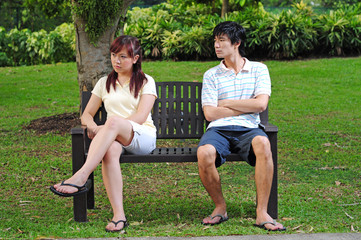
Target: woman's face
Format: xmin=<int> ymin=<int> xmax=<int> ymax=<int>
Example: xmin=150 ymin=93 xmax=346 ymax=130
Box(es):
xmin=111 ymin=48 xmax=139 ymax=75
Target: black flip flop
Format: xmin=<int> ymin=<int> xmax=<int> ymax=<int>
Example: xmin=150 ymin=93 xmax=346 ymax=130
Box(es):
xmin=254 ymin=220 xmax=286 ymax=231
xmin=50 ymin=179 xmax=92 ymax=197
xmin=105 ymin=220 xmax=129 ymax=233
xmin=202 ymin=214 xmax=229 ymax=225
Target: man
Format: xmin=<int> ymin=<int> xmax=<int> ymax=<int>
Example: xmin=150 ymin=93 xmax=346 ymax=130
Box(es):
xmin=197 ymin=21 xmax=285 ymax=231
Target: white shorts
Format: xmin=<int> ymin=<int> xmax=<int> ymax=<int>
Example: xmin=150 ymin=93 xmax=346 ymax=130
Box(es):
xmin=123 ymin=121 xmax=156 ymax=155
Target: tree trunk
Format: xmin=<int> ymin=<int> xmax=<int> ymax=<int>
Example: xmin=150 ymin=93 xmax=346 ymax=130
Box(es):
xmin=221 ymin=0 xmax=229 ymax=18
xmin=73 ymin=0 xmax=134 ymax=96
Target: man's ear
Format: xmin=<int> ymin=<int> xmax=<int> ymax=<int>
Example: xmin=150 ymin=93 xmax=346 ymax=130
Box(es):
xmin=234 ymin=40 xmax=241 ymax=49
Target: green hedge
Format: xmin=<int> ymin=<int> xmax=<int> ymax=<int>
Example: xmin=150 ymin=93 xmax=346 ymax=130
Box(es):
xmin=125 ymin=1 xmax=361 ymax=60
xmin=0 ymin=23 xmax=75 ymax=67
xmin=1 ymin=2 xmax=360 ymax=66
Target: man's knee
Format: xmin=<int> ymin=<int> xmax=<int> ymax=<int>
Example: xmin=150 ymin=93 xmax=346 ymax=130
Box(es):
xmin=252 ymin=136 xmax=272 ymax=160
xmin=197 ymin=144 xmax=217 ymax=168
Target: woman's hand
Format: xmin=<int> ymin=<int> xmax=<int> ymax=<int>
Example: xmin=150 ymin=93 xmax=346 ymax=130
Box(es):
xmin=87 ymin=125 xmax=103 ymax=139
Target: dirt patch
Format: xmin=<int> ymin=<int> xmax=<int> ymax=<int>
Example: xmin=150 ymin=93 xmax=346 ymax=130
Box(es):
xmin=24 ymin=112 xmax=80 ymax=135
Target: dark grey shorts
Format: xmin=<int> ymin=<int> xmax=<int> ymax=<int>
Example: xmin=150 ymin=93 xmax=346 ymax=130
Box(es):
xmin=198 ymin=125 xmax=268 ymax=167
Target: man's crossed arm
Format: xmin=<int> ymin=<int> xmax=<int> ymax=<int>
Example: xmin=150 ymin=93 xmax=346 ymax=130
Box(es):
xmin=203 ymin=94 xmax=269 ymax=122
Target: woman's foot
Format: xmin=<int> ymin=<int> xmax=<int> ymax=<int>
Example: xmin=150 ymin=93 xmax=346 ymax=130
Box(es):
xmin=105 ymin=219 xmax=128 ymax=232
xmin=50 ymin=174 xmax=91 ymax=196
xmin=50 ymin=179 xmax=91 ymax=197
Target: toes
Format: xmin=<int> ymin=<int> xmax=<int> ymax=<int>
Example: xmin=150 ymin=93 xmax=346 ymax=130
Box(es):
xmin=202 ymin=217 xmax=211 ymax=224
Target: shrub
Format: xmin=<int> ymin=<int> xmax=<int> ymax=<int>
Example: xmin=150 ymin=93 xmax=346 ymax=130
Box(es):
xmin=264 ymin=9 xmax=317 ymax=59
xmin=124 ymin=1 xmax=360 ymax=60
xmin=0 ymin=23 xmax=75 ymax=66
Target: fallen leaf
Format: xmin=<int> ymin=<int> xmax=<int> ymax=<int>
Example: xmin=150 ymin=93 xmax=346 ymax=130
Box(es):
xmin=188 ymin=173 xmax=198 ymax=176
xmin=282 ymin=217 xmax=294 ymax=221
xmin=130 ymin=221 xmax=143 ymax=226
xmin=335 ymin=181 xmax=341 ymax=186
xmin=292 ymin=225 xmax=302 ymax=230
xmin=344 ymin=211 xmax=354 ymax=219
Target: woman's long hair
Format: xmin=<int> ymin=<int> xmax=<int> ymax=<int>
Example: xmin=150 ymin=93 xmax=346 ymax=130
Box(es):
xmin=106 ymin=35 xmax=147 ymax=98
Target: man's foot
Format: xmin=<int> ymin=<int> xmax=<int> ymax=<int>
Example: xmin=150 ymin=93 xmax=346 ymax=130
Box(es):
xmin=202 ymin=212 xmax=228 ymax=225
xmin=105 ymin=219 xmax=128 ymax=232
xmin=254 ymin=219 xmax=286 ymax=231
xmin=255 ymin=211 xmax=285 ymax=231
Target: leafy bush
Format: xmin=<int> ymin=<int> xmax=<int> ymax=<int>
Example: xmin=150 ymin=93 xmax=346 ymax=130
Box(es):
xmin=263 ymin=10 xmax=317 ymax=59
xmin=316 ymin=3 xmax=361 ymax=56
xmin=1 ymin=1 xmax=360 ymax=65
xmin=125 ymin=0 xmax=361 ymax=60
xmin=0 ymin=23 xmax=75 ymax=67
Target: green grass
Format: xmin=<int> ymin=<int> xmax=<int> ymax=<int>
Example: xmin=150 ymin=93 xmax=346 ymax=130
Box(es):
xmin=1 ymin=58 xmax=361 ymax=238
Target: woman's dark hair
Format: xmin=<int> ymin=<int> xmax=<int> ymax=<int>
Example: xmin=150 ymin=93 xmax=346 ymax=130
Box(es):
xmin=106 ymin=35 xmax=147 ymax=98
xmin=213 ymin=21 xmax=246 ymax=56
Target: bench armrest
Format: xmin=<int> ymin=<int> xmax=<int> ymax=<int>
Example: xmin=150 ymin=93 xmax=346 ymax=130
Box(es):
xmin=259 ymin=123 xmax=278 ymax=133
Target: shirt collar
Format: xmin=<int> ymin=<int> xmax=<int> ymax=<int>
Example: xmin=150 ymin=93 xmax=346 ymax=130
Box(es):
xmin=219 ymin=58 xmax=250 ymax=73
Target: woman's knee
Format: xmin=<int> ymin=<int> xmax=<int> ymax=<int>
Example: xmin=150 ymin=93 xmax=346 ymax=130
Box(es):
xmin=103 ymin=142 xmax=123 ymax=164
xmin=105 ymin=116 xmax=124 ymax=131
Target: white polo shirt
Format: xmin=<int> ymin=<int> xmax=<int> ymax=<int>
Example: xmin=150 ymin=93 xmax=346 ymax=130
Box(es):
xmin=92 ymin=74 xmax=158 ymax=134
xmin=202 ymin=58 xmax=271 ymax=129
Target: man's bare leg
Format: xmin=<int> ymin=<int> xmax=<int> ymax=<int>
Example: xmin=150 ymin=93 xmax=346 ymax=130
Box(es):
xmin=253 ymin=136 xmax=285 ymax=230
xmin=197 ymin=144 xmax=228 ymax=224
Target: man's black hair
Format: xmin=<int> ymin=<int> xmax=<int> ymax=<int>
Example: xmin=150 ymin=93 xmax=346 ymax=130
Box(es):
xmin=213 ymin=21 xmax=246 ymax=56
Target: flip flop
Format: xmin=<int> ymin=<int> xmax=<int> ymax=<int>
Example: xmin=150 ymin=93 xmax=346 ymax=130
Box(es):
xmin=105 ymin=220 xmax=129 ymax=233
xmin=253 ymin=220 xmax=286 ymax=231
xmin=50 ymin=179 xmax=92 ymax=197
xmin=202 ymin=214 xmax=229 ymax=225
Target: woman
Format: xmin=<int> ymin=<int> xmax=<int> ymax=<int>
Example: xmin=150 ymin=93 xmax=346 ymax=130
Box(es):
xmin=50 ymin=35 xmax=157 ymax=232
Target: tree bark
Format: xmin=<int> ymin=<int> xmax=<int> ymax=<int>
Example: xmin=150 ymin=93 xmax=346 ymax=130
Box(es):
xmin=73 ymin=0 xmax=134 ymax=96
xmin=221 ymin=0 xmax=229 ymax=18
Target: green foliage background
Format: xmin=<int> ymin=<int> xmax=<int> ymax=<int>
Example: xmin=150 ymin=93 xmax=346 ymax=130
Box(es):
xmin=0 ymin=0 xmax=361 ymax=66
xmin=0 ymin=23 xmax=75 ymax=66
xmin=124 ymin=1 xmax=361 ymax=60
xmin=71 ymin=0 xmax=125 ymax=44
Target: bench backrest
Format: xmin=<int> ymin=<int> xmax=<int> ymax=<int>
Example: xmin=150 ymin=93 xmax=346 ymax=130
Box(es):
xmin=81 ymin=81 xmax=269 ymax=139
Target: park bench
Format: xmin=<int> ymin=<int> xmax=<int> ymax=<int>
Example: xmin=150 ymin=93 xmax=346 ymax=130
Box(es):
xmin=71 ymin=81 xmax=279 ymax=222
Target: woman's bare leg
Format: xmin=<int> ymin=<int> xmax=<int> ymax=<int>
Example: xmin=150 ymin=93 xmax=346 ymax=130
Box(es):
xmin=102 ymin=141 xmax=127 ymax=231
xmin=54 ymin=116 xmax=133 ymax=194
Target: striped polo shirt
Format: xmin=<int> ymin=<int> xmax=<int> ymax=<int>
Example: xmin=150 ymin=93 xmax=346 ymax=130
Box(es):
xmin=202 ymin=58 xmax=271 ymax=129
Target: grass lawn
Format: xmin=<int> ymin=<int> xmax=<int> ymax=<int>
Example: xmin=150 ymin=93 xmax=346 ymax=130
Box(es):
xmin=0 ymin=58 xmax=360 ymax=238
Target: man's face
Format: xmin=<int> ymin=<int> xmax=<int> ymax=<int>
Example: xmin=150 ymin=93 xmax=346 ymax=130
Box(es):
xmin=214 ymin=34 xmax=239 ymax=58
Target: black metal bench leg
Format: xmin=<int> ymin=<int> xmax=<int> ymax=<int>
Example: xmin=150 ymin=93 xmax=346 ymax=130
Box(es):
xmin=267 ymin=132 xmax=278 ymax=219
xmin=87 ymin=172 xmax=94 ymax=209
xmin=72 ymin=131 xmax=88 ymax=222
